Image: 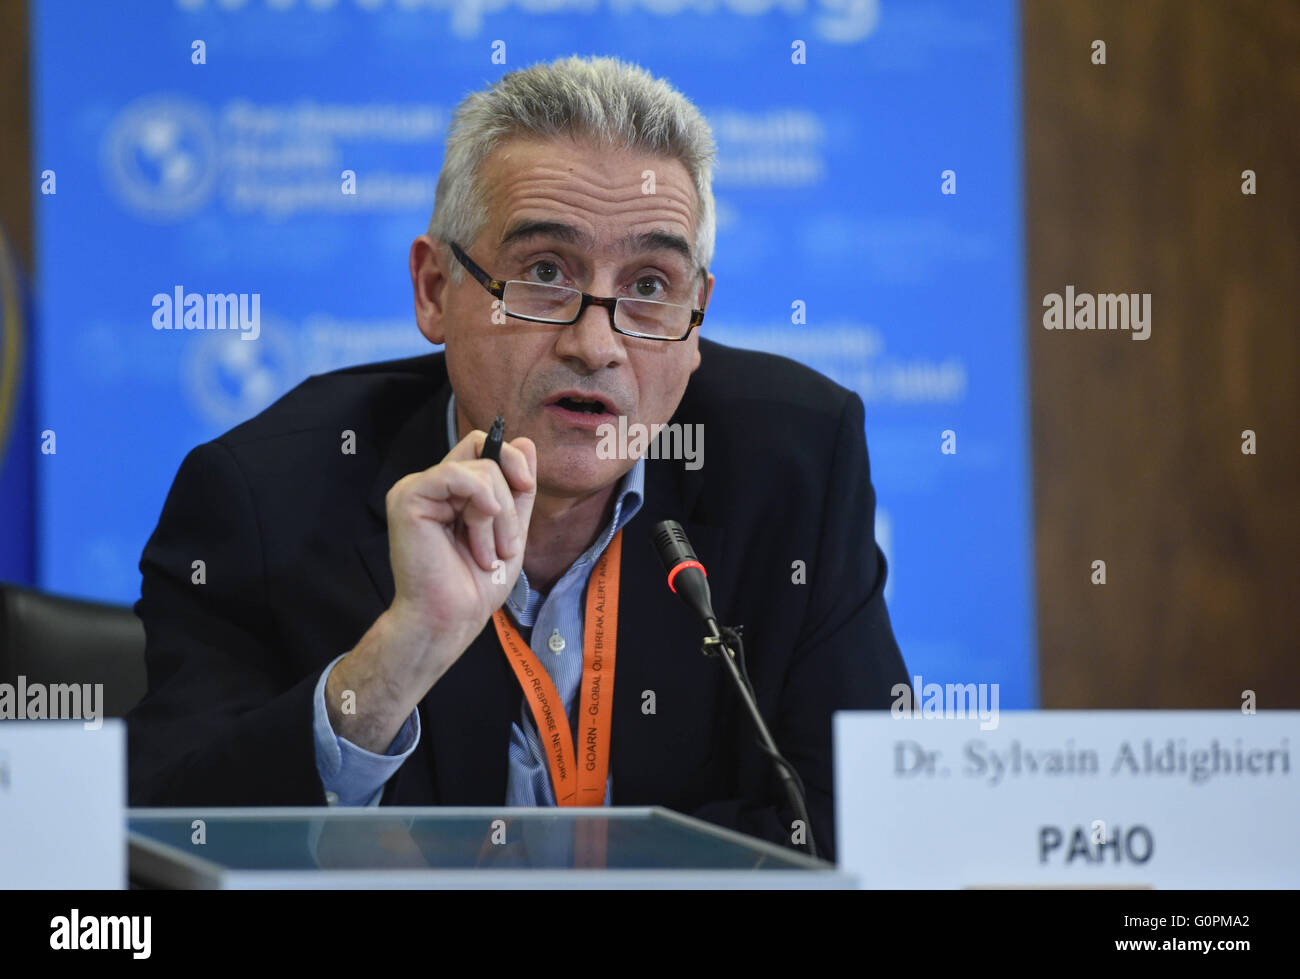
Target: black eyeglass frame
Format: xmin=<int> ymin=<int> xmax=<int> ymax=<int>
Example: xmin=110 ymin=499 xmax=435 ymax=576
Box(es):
xmin=447 ymin=240 xmax=707 ymax=342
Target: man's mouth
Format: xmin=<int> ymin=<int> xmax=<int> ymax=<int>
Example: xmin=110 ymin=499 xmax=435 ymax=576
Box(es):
xmin=552 ymin=395 xmax=609 ymax=415
xmin=546 ymin=395 xmax=611 ymax=413
xmin=544 ymin=391 xmax=620 ymax=430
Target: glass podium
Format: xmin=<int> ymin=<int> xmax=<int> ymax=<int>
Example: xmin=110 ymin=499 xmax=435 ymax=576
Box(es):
xmin=128 ymin=807 xmax=856 ymax=888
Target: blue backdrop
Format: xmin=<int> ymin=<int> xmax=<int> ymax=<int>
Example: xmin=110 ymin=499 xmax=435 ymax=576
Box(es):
xmin=26 ymin=0 xmax=1035 ymax=704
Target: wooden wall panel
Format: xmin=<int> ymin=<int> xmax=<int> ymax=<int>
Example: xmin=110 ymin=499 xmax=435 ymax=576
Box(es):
xmin=0 ymin=0 xmax=32 ymax=273
xmin=1023 ymin=0 xmax=1300 ymax=707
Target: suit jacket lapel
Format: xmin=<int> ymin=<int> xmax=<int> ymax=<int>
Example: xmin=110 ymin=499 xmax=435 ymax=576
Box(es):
xmin=419 ymin=624 xmax=516 ymax=804
xmin=357 ymin=375 xmax=454 ymax=610
xmin=610 ymin=455 xmax=729 ymax=804
xmin=357 ymin=368 xmax=515 ymax=804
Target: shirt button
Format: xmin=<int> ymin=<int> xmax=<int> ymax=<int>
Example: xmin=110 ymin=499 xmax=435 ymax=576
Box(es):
xmin=324 ymin=791 xmax=339 ymax=806
xmin=547 ymin=629 xmax=566 ymax=655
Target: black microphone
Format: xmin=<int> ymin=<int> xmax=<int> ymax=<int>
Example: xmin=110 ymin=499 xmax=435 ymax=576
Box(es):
xmin=652 ymin=520 xmax=720 ymax=637
xmin=651 ymin=519 xmax=820 ymax=860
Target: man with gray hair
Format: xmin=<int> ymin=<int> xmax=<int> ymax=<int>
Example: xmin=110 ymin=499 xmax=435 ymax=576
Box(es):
xmin=127 ymin=55 xmax=907 ymax=862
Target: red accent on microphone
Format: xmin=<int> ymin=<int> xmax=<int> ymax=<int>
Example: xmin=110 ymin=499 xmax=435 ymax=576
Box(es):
xmin=667 ymin=560 xmax=707 ymax=594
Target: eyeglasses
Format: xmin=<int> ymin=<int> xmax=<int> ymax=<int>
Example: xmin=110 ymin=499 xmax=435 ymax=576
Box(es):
xmin=447 ymin=241 xmax=707 ymax=342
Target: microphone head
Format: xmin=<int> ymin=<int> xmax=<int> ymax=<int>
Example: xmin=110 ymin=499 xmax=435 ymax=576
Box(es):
xmin=652 ymin=519 xmax=696 ymax=573
xmin=651 ymin=520 xmax=717 ymax=629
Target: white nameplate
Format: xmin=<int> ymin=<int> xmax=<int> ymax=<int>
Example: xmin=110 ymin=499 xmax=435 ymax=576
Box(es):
xmin=0 ymin=720 xmax=125 ymax=888
xmin=834 ymin=711 xmax=1298 ymax=888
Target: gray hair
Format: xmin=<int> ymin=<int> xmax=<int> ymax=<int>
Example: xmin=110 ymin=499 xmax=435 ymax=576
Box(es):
xmin=427 ymin=55 xmax=717 ymax=284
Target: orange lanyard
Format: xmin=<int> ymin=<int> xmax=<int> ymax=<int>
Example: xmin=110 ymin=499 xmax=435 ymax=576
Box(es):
xmin=492 ymin=529 xmax=621 ymax=806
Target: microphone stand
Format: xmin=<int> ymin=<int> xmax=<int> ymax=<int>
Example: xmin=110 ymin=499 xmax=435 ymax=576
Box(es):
xmin=700 ymin=622 xmax=820 ymax=861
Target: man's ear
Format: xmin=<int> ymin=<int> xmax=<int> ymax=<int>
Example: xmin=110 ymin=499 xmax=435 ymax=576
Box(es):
xmin=688 ymin=271 xmax=714 ymax=373
xmin=410 ymin=234 xmax=449 ymax=345
xmin=701 ymin=271 xmax=715 ymax=312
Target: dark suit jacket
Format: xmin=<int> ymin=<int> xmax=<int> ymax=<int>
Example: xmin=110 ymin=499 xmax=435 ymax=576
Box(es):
xmin=126 ymin=337 xmax=908 ymax=862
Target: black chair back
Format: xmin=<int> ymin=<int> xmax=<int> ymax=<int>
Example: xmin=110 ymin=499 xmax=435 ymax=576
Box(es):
xmin=0 ymin=583 xmax=147 ymax=719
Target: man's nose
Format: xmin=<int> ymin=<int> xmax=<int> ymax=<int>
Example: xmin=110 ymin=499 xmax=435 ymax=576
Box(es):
xmin=554 ymin=296 xmax=625 ymax=373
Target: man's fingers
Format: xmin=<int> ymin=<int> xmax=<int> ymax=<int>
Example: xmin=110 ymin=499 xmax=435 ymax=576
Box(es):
xmin=460 ymin=493 xmax=500 ymax=572
xmin=496 ymin=437 xmax=538 ymax=495
xmin=443 ymin=429 xmax=535 ymax=495
xmin=404 ymin=464 xmax=500 ymax=517
xmin=391 ymin=429 xmax=536 ymax=575
xmin=462 ymin=458 xmax=520 ymax=560
xmin=506 ymin=437 xmax=538 ymax=538
xmin=443 ymin=429 xmax=487 ymax=464
xmin=454 ymin=437 xmax=534 ymax=561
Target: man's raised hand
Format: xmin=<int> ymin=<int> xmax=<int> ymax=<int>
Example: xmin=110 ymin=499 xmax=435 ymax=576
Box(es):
xmin=385 ymin=429 xmax=538 ymax=662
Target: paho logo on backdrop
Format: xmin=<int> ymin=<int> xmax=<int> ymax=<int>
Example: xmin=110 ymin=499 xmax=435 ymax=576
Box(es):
xmin=184 ymin=320 xmax=295 ymax=426
xmin=180 ymin=314 xmax=433 ymax=427
xmin=101 ymin=96 xmax=219 ymax=220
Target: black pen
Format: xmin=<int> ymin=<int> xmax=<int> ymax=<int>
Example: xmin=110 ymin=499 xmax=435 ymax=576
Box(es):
xmin=481 ymin=414 xmax=505 ymax=466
